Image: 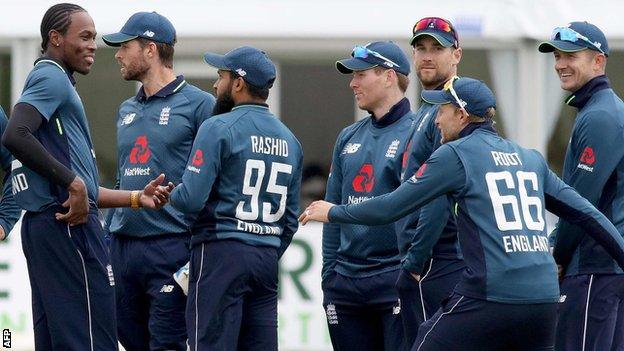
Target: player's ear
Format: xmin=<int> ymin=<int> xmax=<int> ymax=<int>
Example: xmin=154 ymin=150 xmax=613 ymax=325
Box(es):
xmin=233 ymin=76 xmax=245 ymax=93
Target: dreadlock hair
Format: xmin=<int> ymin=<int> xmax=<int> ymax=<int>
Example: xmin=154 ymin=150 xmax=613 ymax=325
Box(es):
xmin=40 ymin=3 xmax=86 ymax=54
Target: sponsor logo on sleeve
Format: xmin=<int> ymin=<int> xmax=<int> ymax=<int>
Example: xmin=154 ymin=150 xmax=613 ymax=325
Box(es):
xmin=187 ymin=149 xmax=203 ymax=173
xmin=577 ymin=146 xmax=595 ymax=172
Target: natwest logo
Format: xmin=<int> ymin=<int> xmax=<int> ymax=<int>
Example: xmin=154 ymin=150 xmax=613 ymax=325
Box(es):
xmin=577 ymin=146 xmax=595 ymax=172
xmin=129 ymin=135 xmax=151 ymax=164
xmin=192 ymin=149 xmax=204 ymax=166
xmin=352 ymin=164 xmax=375 ymax=193
xmin=580 ymin=147 xmax=595 ymax=165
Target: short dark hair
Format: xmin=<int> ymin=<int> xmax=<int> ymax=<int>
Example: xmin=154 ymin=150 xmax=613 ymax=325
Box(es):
xmin=229 ymin=71 xmax=270 ymax=100
xmin=40 ymin=3 xmax=86 ymax=54
xmin=137 ymin=37 xmax=176 ymax=69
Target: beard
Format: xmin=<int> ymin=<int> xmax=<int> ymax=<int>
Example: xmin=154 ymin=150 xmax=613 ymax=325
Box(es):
xmin=122 ymin=59 xmax=149 ymax=81
xmin=212 ymin=85 xmax=235 ymax=115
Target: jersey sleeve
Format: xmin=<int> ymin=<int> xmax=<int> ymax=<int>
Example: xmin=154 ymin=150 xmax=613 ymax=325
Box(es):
xmin=402 ymin=195 xmax=451 ymax=274
xmin=170 ymin=119 xmax=230 ymax=214
xmin=0 ymin=109 xmax=21 ymax=237
xmin=278 ymin=149 xmax=303 ymax=258
xmin=552 ymin=111 xmax=624 ymax=266
xmin=321 ymin=129 xmax=348 ymax=280
xmin=18 ymin=68 xmax=69 ymax=121
xmin=329 ymin=144 xmax=465 ymax=226
xmin=543 ymin=164 xmax=624 ymax=270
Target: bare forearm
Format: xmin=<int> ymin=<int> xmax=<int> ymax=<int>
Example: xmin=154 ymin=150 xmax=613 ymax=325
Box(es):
xmin=98 ymin=186 xmax=135 ymax=208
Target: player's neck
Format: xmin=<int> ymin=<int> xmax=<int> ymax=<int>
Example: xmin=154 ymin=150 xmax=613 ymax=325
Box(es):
xmin=371 ymin=91 xmax=404 ymax=120
xmin=141 ymin=66 xmax=177 ymax=98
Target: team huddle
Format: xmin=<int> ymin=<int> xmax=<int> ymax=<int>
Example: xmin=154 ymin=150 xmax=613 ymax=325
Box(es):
xmin=0 ymin=2 xmax=622 ymax=351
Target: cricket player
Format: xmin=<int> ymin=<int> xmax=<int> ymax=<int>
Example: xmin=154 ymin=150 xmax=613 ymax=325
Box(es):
xmin=396 ymin=18 xmax=464 ymax=345
xmin=0 ymin=107 xmax=20 ymax=240
xmin=322 ymin=41 xmax=415 ymax=350
xmin=102 ymin=11 xmax=215 ymax=350
xmin=300 ymin=76 xmax=624 ymax=351
xmin=1 ymin=4 xmax=171 ymax=349
xmin=170 ymin=46 xmax=303 ymax=350
xmin=538 ymin=21 xmax=624 ymax=351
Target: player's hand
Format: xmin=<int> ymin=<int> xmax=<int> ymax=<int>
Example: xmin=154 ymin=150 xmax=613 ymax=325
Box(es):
xmin=56 ymin=176 xmax=89 ymax=226
xmin=0 ymin=226 xmax=5 ymax=240
xmin=140 ymin=173 xmax=175 ymax=209
xmin=298 ymin=200 xmax=334 ymax=225
xmin=410 ymin=273 xmax=421 ymax=282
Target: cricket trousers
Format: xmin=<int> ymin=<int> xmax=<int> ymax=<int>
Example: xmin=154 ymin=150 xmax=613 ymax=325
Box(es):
xmin=21 ymin=207 xmax=117 ymax=351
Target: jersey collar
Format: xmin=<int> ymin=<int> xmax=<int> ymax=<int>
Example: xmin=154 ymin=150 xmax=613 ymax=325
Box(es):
xmin=136 ymin=75 xmax=186 ymax=102
xmin=34 ymin=57 xmax=76 ymax=86
xmin=565 ymin=75 xmax=610 ymax=109
xmin=371 ymin=97 xmax=411 ymax=128
xmin=459 ymin=120 xmax=497 ymax=139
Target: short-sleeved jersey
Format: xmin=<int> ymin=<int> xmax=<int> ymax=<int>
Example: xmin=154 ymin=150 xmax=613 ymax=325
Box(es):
xmin=12 ymin=58 xmax=99 ymax=212
xmin=554 ymin=77 xmax=624 ymax=275
xmin=323 ymin=98 xmax=417 ymax=278
xmin=170 ymin=104 xmax=303 ymax=257
xmin=0 ymin=107 xmax=21 ymax=235
xmin=329 ymin=126 xmax=624 ymax=303
xmin=108 ymin=77 xmax=215 ymax=237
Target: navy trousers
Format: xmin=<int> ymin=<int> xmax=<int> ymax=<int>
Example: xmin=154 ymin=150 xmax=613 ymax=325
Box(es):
xmin=111 ymin=233 xmax=190 ymax=351
xmin=21 ymin=208 xmax=117 ymax=351
xmin=186 ymin=240 xmax=279 ymax=351
xmin=395 ymin=258 xmax=464 ymax=350
xmin=412 ymin=293 xmax=557 ymax=351
xmin=556 ymin=274 xmax=624 ymax=351
xmin=322 ymin=269 xmax=404 ymax=351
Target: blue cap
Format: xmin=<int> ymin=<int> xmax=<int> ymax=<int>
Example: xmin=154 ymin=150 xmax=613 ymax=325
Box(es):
xmin=203 ymin=46 xmax=276 ymax=89
xmin=538 ymin=21 xmax=609 ymax=56
xmin=421 ymin=77 xmax=496 ymax=117
xmin=336 ymin=41 xmax=411 ymax=76
xmin=410 ymin=17 xmax=459 ymax=48
xmin=103 ymin=12 xmax=176 ymax=46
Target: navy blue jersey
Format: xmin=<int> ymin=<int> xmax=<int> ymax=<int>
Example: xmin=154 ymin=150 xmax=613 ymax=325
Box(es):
xmin=12 ymin=59 xmax=99 ymax=211
xmin=329 ymin=125 xmax=624 ymax=303
xmin=170 ymin=104 xmax=303 ymax=257
xmin=553 ymin=76 xmax=624 ymax=275
xmin=397 ymin=98 xmax=460 ymax=274
xmin=0 ymin=107 xmax=20 ymax=235
xmin=322 ymin=98 xmax=417 ymax=279
xmin=108 ymin=76 xmax=215 ymax=237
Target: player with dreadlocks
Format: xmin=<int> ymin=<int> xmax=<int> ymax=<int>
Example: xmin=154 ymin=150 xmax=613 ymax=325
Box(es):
xmin=2 ymin=3 xmax=173 ymax=349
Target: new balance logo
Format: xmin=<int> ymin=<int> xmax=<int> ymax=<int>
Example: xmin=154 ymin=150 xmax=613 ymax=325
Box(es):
xmin=235 ymin=68 xmax=247 ymax=76
xmin=341 ymin=143 xmax=361 ymax=154
xmin=160 ymin=285 xmax=175 ymax=293
xmin=559 ymin=295 xmax=567 ymax=303
xmin=393 ymin=299 xmax=401 ymax=315
xmin=325 ymin=304 xmax=338 ymax=325
xmin=143 ymin=30 xmax=155 ymax=37
xmin=121 ymin=113 xmax=136 ymax=125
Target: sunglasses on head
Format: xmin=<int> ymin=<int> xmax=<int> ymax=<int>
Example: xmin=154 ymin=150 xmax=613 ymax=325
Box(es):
xmin=444 ymin=76 xmax=467 ymax=112
xmin=352 ymin=46 xmax=400 ymax=69
xmin=551 ymin=27 xmax=605 ymax=54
